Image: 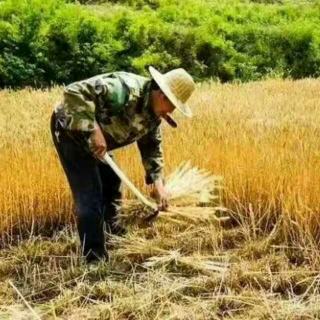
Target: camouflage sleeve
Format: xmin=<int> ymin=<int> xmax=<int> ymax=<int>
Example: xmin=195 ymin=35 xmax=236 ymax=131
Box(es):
xmin=137 ymin=123 xmax=164 ymax=185
xmin=62 ymin=75 xmax=128 ymax=132
xmin=62 ymin=81 xmax=99 ymax=132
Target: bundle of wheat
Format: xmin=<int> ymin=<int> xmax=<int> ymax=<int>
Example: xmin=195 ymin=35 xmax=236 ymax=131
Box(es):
xmin=165 ymin=161 xmax=223 ymax=206
xmin=115 ymin=162 xmax=227 ymax=227
xmin=115 ymin=200 xmax=156 ymax=227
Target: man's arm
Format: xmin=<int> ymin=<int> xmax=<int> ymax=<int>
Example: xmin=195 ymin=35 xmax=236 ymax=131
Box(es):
xmin=62 ymin=75 xmax=127 ymax=132
xmin=137 ymin=123 xmax=164 ymax=184
xmin=137 ymin=124 xmax=169 ymax=210
xmin=62 ymin=75 xmax=127 ymax=157
xmin=62 ymin=81 xmax=99 ymax=132
xmin=90 ymin=125 xmax=107 ymax=159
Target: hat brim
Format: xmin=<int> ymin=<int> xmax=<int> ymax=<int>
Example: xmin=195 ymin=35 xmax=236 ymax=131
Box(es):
xmin=149 ymin=66 xmax=193 ymax=118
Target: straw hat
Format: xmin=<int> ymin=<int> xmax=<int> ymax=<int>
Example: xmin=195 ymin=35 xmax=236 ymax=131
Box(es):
xmin=149 ymin=66 xmax=195 ymax=118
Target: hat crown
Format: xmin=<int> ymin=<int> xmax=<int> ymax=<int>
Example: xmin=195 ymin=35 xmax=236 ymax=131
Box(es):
xmin=149 ymin=66 xmax=195 ymax=117
xmin=164 ymin=68 xmax=195 ymax=104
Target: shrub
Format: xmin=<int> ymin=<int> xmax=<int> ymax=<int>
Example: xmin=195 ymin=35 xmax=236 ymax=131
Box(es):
xmin=0 ymin=0 xmax=320 ymax=87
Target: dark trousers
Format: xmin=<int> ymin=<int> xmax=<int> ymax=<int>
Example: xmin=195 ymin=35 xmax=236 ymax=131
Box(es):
xmin=50 ymin=112 xmax=121 ymax=261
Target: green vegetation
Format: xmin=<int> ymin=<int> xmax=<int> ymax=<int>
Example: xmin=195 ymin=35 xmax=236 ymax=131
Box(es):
xmin=0 ymin=0 xmax=320 ymax=87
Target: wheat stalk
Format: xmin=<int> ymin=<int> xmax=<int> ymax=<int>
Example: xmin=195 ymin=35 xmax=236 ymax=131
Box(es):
xmin=143 ymin=251 xmax=230 ymax=273
xmin=110 ymin=234 xmax=229 ymax=273
xmin=165 ymin=161 xmax=223 ymax=206
xmin=115 ymin=162 xmax=226 ymax=227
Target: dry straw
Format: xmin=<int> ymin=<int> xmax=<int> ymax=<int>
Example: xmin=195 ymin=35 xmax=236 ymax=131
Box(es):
xmin=115 ymin=161 xmax=228 ymax=227
xmin=109 ymin=235 xmax=230 ymax=274
xmin=143 ymin=250 xmax=230 ymax=273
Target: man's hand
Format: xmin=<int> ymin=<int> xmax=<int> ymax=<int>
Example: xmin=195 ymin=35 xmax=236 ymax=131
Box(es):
xmin=90 ymin=126 xmax=107 ymax=159
xmin=151 ymin=179 xmax=169 ymax=211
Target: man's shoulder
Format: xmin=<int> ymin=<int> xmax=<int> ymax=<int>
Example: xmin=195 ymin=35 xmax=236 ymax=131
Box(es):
xmin=70 ymin=72 xmax=150 ymax=91
xmin=112 ymin=72 xmax=150 ymax=93
xmin=113 ymin=72 xmax=150 ymax=83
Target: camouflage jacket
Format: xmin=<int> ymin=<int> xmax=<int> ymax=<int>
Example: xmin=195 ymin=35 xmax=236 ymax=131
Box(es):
xmin=55 ymin=72 xmax=163 ymax=184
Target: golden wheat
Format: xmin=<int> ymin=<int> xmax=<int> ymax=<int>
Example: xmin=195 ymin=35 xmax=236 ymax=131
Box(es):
xmin=2 ymin=78 xmax=320 ymax=319
xmin=1 ymin=78 xmax=320 ymax=243
xmin=115 ymin=161 xmax=226 ymax=227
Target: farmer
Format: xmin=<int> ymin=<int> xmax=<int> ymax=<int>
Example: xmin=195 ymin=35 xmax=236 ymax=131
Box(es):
xmin=50 ymin=66 xmax=195 ymax=263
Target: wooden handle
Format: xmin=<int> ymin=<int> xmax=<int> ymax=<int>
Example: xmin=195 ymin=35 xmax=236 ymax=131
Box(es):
xmin=101 ymin=153 xmax=158 ymax=211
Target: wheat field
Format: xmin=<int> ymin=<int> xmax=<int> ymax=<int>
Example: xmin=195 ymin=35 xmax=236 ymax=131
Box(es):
xmin=1 ymin=79 xmax=320 ymax=319
xmin=1 ymin=79 xmax=320 ymax=240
